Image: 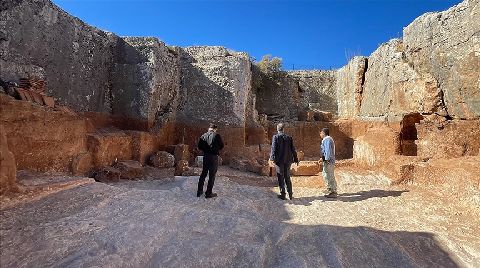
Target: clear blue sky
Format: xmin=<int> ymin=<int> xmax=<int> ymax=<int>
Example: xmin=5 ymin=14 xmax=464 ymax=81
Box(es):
xmin=52 ymin=0 xmax=461 ymax=70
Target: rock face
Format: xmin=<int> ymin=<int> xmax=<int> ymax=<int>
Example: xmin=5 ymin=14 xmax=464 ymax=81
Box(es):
xmin=403 ymin=0 xmax=480 ymax=119
xmin=360 ymin=39 xmax=446 ymax=121
xmin=1 ymin=0 xmax=181 ymax=126
xmin=288 ymin=70 xmax=338 ymax=115
xmin=111 ymin=37 xmax=180 ymax=126
xmin=1 ymin=0 xmax=117 ymax=112
xmin=353 ymin=127 xmax=401 ymax=166
xmin=178 ymin=46 xmax=254 ymax=127
xmin=255 ymin=70 xmax=337 ymax=121
xmin=0 ymin=94 xmax=89 ymax=172
xmin=416 ymin=119 xmax=480 ymax=159
xmin=335 ymin=56 xmax=367 ymax=119
xmin=0 ymin=124 xmax=18 ymax=194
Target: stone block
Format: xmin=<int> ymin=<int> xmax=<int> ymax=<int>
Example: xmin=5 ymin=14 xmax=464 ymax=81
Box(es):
xmin=88 ymin=132 xmax=133 ymax=168
xmin=114 ymin=160 xmax=144 ymax=180
xmin=290 ymin=161 xmax=321 ymax=176
xmin=174 ymin=144 xmax=190 ymax=164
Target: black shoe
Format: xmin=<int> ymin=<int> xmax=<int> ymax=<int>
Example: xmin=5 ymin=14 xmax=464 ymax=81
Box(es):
xmin=277 ymin=194 xmax=287 ymax=200
xmin=205 ymin=193 xmax=218 ymax=199
xmin=324 ymin=192 xmax=338 ymax=198
xmin=288 ymin=193 xmax=294 ymax=200
xmin=197 ymin=191 xmax=203 ymax=197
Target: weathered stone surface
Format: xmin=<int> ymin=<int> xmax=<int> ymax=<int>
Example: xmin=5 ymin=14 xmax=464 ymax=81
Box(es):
xmin=114 ymin=160 xmax=144 ymax=180
xmin=178 ymin=46 xmax=253 ymax=127
xmin=0 ymin=124 xmax=18 ymax=194
xmin=111 ymin=37 xmax=180 ymax=126
xmin=290 ymin=161 xmax=321 ymax=176
xmin=94 ymin=166 xmax=121 ymax=183
xmin=88 ymin=131 xmax=133 ymax=168
xmin=403 ymin=0 xmax=480 ymax=119
xmin=289 ymin=70 xmax=337 ymax=115
xmin=174 ymin=160 xmax=189 ymax=176
xmin=360 ymin=39 xmax=447 ymax=120
xmin=335 ymin=56 xmax=367 ymax=119
xmin=1 ymin=94 xmax=88 ymax=173
xmin=1 ymin=1 xmax=180 ymax=127
xmin=1 ymin=0 xmax=118 ymax=112
xmin=353 ymin=126 xmax=401 ymax=166
xmin=1 ymin=174 xmax=478 ymax=267
xmin=71 ymin=152 xmax=93 ymax=176
xmin=255 ymin=70 xmax=337 ymax=121
xmin=173 ymin=144 xmax=190 ymax=164
xmin=149 ymin=151 xmax=175 ymax=168
xmin=416 ymin=119 xmax=480 ymax=159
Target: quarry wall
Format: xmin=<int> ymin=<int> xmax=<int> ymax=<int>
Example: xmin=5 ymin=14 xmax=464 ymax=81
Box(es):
xmin=0 ymin=0 xmax=479 ymax=187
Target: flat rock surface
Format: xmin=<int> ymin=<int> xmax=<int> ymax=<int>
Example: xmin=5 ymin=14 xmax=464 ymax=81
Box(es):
xmin=1 ymin=169 xmax=479 ymax=267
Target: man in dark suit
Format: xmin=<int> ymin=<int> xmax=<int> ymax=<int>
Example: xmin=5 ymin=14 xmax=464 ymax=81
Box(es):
xmin=197 ymin=123 xmax=224 ymax=198
xmin=269 ymin=123 xmax=299 ymax=200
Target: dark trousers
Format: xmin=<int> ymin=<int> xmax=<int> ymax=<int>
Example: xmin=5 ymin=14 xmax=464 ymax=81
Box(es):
xmin=275 ymin=163 xmax=292 ymax=195
xmin=198 ymin=154 xmax=219 ymax=195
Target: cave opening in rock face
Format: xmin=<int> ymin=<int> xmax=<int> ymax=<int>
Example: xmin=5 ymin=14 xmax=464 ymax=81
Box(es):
xmin=400 ymin=113 xmax=424 ymax=156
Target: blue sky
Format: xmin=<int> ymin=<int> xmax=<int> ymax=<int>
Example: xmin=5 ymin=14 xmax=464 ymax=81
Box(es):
xmin=52 ymin=0 xmax=461 ymax=70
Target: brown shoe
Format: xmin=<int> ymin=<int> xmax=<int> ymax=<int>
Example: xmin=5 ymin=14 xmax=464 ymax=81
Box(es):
xmin=324 ymin=192 xmax=338 ymax=198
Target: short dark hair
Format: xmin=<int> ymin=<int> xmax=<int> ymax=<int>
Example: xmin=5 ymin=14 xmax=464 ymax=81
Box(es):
xmin=277 ymin=123 xmax=285 ymax=132
xmin=321 ymin=128 xmax=330 ymax=136
xmin=209 ymin=123 xmax=218 ymax=129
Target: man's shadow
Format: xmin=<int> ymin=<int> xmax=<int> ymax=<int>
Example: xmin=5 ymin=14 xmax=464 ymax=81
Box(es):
xmin=292 ymin=189 xmax=409 ymax=206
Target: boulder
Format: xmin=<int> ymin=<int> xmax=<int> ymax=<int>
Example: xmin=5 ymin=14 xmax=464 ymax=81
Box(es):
xmin=94 ymin=166 xmax=121 ymax=183
xmin=290 ymin=161 xmax=321 ymax=176
xmin=149 ymin=151 xmax=175 ymax=168
xmin=114 ymin=160 xmax=144 ymax=180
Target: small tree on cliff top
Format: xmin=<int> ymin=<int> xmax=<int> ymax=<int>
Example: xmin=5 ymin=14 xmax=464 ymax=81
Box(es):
xmin=256 ymin=54 xmax=283 ymax=75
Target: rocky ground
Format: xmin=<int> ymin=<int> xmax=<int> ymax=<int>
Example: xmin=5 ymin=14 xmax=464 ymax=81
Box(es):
xmin=1 ymin=167 xmax=479 ymax=268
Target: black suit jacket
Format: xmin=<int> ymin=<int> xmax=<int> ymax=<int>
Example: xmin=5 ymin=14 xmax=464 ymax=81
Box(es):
xmin=198 ymin=131 xmax=224 ymax=155
xmin=269 ymin=132 xmax=298 ymax=164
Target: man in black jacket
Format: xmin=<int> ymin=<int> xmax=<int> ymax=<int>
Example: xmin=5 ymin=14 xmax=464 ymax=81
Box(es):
xmin=269 ymin=123 xmax=299 ymax=200
xmin=197 ymin=123 xmax=224 ymax=198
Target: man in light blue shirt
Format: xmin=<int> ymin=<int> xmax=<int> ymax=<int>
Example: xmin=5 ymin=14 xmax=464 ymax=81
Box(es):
xmin=320 ymin=128 xmax=338 ymax=198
